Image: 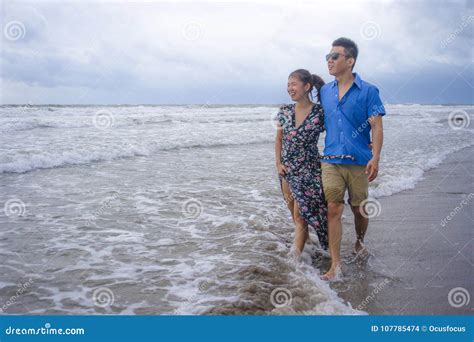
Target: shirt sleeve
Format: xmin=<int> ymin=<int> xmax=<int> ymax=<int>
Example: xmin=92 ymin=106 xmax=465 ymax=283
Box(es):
xmin=367 ymin=86 xmax=386 ymax=117
xmin=274 ymin=105 xmax=289 ymax=128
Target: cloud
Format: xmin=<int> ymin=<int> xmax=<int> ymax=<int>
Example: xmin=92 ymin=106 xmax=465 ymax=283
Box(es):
xmin=1 ymin=0 xmax=472 ymax=104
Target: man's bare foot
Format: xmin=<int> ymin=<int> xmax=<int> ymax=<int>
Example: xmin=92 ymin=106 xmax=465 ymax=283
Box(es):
xmin=320 ymin=264 xmax=342 ymax=281
xmin=350 ymin=240 xmax=370 ymax=262
xmin=352 ymin=239 xmax=366 ymax=255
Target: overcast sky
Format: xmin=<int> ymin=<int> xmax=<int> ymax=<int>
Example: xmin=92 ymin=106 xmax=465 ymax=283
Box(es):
xmin=1 ymin=0 xmax=472 ymax=105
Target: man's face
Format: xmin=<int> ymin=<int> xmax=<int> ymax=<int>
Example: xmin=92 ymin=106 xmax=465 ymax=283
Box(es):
xmin=327 ymin=46 xmax=353 ymax=76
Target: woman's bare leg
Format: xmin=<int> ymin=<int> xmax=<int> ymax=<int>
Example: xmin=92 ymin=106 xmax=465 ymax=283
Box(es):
xmin=281 ymin=178 xmax=295 ymax=223
xmin=293 ymin=200 xmax=309 ymax=256
xmin=281 ymin=178 xmax=308 ymax=256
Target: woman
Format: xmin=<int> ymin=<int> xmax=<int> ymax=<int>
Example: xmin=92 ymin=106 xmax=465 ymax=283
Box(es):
xmin=274 ymin=69 xmax=328 ymax=258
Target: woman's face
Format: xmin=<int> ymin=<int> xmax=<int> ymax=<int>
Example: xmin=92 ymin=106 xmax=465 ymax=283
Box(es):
xmin=287 ymin=76 xmax=310 ymax=102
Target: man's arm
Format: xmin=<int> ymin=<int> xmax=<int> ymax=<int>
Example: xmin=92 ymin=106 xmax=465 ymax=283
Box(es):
xmin=366 ymin=115 xmax=383 ymax=182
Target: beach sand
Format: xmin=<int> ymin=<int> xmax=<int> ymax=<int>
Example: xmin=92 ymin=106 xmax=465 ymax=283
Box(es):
xmin=316 ymin=145 xmax=473 ymax=315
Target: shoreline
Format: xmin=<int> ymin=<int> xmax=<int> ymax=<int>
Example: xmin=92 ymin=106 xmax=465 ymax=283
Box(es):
xmin=315 ymin=145 xmax=473 ymax=315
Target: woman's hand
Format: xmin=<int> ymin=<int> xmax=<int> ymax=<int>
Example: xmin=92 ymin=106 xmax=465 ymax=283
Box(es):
xmin=276 ymin=163 xmax=287 ymax=176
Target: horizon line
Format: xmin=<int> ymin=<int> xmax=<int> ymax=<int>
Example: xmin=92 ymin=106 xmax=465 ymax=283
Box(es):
xmin=1 ymin=102 xmax=473 ymax=106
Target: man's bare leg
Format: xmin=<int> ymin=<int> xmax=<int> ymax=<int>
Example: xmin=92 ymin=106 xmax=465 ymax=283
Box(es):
xmin=351 ymin=205 xmax=368 ymax=254
xmin=322 ymin=202 xmax=344 ymax=279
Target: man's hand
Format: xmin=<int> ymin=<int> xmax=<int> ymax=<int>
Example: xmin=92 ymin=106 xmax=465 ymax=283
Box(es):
xmin=365 ymin=158 xmax=379 ymax=182
xmin=367 ymin=115 xmax=383 ymax=182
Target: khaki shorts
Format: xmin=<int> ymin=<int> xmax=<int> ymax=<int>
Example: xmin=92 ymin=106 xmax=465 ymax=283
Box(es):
xmin=321 ymin=162 xmax=369 ymax=206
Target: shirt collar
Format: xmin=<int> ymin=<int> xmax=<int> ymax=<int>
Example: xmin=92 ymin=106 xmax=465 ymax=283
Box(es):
xmin=353 ymin=73 xmax=362 ymax=89
xmin=331 ymin=73 xmax=362 ymax=89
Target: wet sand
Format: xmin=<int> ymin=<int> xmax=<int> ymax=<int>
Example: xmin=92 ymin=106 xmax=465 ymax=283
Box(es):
xmin=319 ymin=145 xmax=474 ymax=315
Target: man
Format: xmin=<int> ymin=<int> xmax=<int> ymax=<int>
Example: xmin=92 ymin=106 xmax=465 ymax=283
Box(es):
xmin=319 ymin=37 xmax=385 ymax=280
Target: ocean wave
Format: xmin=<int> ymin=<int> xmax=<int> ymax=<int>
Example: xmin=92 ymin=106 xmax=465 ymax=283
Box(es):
xmin=0 ymin=116 xmax=272 ymax=133
xmin=0 ymin=139 xmax=274 ymax=174
xmin=370 ymin=142 xmax=474 ymax=199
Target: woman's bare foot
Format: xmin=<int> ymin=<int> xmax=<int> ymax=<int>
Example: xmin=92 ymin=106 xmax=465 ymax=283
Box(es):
xmin=320 ymin=264 xmax=342 ymax=281
xmin=290 ymin=245 xmax=302 ymax=262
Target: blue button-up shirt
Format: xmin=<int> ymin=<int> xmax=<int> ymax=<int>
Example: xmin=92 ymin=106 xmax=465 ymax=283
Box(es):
xmin=320 ymin=73 xmax=386 ymax=166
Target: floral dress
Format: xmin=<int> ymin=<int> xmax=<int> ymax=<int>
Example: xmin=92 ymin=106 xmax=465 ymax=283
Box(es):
xmin=276 ymin=103 xmax=328 ymax=250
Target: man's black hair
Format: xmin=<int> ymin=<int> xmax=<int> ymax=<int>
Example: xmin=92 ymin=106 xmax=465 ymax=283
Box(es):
xmin=332 ymin=37 xmax=358 ymax=69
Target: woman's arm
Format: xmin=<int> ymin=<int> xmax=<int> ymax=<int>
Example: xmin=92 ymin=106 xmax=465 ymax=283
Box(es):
xmin=275 ymin=126 xmax=286 ymax=175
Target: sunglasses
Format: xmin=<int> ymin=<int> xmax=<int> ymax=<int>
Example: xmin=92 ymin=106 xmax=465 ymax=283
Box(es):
xmin=325 ymin=52 xmax=352 ymax=61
